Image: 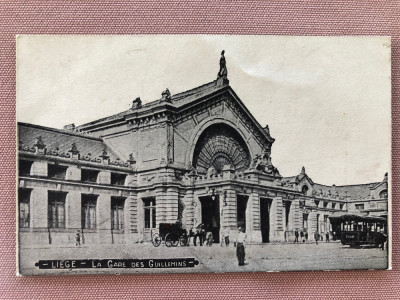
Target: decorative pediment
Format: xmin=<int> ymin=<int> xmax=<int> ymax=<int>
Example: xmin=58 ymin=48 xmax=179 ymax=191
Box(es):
xmin=173 ymin=86 xmax=275 ymax=151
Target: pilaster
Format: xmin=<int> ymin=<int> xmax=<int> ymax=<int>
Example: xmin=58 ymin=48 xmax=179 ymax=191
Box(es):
xmin=269 ymin=196 xmax=284 ymax=242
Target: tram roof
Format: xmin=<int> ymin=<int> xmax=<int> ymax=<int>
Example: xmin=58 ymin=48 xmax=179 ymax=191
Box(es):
xmin=329 ymin=213 xmax=387 ymax=223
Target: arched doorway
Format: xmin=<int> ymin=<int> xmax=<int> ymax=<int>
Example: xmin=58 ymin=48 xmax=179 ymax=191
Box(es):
xmin=192 ymin=123 xmax=251 ymax=175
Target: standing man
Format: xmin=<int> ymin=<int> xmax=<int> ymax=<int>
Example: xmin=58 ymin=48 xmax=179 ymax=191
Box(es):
xmin=224 ymin=228 xmax=230 ymax=247
xmin=199 ymin=227 xmax=206 ymax=246
xmin=326 ymin=232 xmax=330 ymax=243
xmin=193 ymin=228 xmax=198 ymax=246
xmin=294 ymin=229 xmax=299 ymax=243
xmin=75 ymin=230 xmax=81 ymax=246
xmin=314 ymin=231 xmax=319 ymax=245
xmin=300 ymin=231 xmax=305 ymax=243
xmin=305 ymin=232 xmax=308 ymax=242
xmin=236 ymin=227 xmax=247 ymax=266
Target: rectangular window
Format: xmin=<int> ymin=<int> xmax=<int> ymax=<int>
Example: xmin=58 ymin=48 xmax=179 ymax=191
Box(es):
xmin=340 ymin=203 xmax=344 ymax=210
xmin=48 ymin=191 xmax=66 ymax=228
xmin=332 ymin=203 xmax=336 ymax=209
xmin=143 ymin=198 xmax=156 ymax=229
xmin=81 ymin=169 xmax=99 ymax=183
xmin=19 ymin=160 xmax=33 ymax=176
xmin=81 ymin=194 xmax=97 ymax=229
xmin=48 ymin=164 xmax=68 ymax=179
xmin=355 ymin=204 xmax=365 ymax=210
xmin=111 ymin=197 xmax=125 ymax=230
xmin=323 ymin=202 xmax=328 ymax=208
xmin=19 ymin=189 xmax=31 ymax=228
xmin=111 ymin=173 xmax=127 ymax=186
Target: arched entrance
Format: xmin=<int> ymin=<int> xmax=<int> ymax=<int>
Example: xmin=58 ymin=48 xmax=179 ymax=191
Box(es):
xmin=192 ymin=123 xmax=251 ymax=175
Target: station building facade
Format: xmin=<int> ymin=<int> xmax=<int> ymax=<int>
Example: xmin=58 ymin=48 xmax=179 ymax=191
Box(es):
xmin=18 ymin=71 xmax=388 ymax=246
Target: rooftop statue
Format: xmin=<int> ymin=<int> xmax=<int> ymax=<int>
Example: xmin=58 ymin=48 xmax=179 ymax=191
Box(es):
xmin=132 ymin=97 xmax=142 ymax=109
xmin=218 ymin=50 xmax=228 ymax=79
xmin=161 ymin=88 xmax=172 ymax=102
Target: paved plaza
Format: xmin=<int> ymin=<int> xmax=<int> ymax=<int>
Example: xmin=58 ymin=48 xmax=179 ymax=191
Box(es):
xmin=19 ymin=241 xmax=388 ymax=275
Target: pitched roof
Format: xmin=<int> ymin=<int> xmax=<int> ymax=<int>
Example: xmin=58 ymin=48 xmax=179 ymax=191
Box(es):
xmin=18 ymin=122 xmax=122 ymax=161
xmin=313 ymin=183 xmax=379 ymax=200
xmin=77 ymin=81 xmax=224 ymax=128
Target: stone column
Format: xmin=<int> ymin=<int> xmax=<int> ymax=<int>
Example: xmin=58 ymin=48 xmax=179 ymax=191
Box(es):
xmin=223 ymin=189 xmax=237 ymax=229
xmin=125 ymin=194 xmax=138 ymax=244
xmin=183 ymin=189 xmax=195 ymax=229
xmin=289 ymin=199 xmax=302 ymax=231
xmin=31 ymin=187 xmax=48 ymax=230
xmin=97 ymin=194 xmax=111 ymax=244
xmin=155 ymin=187 xmax=179 ymax=224
xmin=248 ymin=193 xmax=262 ymax=243
xmin=269 ymin=196 xmax=284 ymax=242
xmin=308 ymin=211 xmax=318 ymax=234
xmin=193 ymin=192 xmax=202 ymax=227
xmin=66 ymin=191 xmax=81 ymax=230
xmin=30 ymin=187 xmax=49 ymax=246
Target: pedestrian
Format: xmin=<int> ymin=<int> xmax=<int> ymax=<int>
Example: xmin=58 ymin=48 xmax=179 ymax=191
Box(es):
xmin=326 ymin=232 xmax=330 ymax=243
xmin=75 ymin=230 xmax=81 ymax=246
xmin=314 ymin=231 xmax=319 ymax=245
xmin=221 ymin=228 xmax=230 ymax=247
xmin=300 ymin=231 xmax=304 ymax=243
xmin=379 ymin=230 xmax=387 ymax=251
xmin=294 ymin=229 xmax=299 ymax=243
xmin=199 ymin=227 xmax=206 ymax=246
xmin=193 ymin=228 xmax=198 ymax=246
xmin=188 ymin=228 xmax=194 ymax=246
xmin=206 ymin=231 xmax=213 ymax=246
xmin=224 ymin=229 xmax=230 ymax=247
xmin=236 ymin=227 xmax=247 ymax=266
xmin=305 ymin=232 xmax=308 ymax=242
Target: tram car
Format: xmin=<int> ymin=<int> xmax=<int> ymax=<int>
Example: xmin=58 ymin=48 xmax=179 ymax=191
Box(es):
xmin=329 ymin=213 xmax=387 ymax=247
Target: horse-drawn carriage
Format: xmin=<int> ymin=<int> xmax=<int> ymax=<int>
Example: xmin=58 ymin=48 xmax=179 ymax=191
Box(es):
xmin=151 ymin=222 xmax=189 ymax=247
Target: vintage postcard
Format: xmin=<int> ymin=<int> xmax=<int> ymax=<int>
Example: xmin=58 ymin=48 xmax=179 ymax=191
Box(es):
xmin=16 ymin=35 xmax=391 ymax=275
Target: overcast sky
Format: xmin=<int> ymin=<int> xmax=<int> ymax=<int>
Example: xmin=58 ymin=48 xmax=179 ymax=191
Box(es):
xmin=17 ymin=35 xmax=391 ymax=186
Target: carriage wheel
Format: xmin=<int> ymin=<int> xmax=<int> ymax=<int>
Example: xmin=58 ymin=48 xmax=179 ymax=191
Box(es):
xmin=165 ymin=233 xmax=173 ymax=247
xmin=171 ymin=235 xmax=179 ymax=247
xmin=151 ymin=233 xmax=162 ymax=247
xmin=179 ymin=236 xmax=188 ymax=247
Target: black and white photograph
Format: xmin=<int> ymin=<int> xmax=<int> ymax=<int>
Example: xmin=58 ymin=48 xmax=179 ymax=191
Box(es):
xmin=17 ymin=35 xmax=391 ymax=275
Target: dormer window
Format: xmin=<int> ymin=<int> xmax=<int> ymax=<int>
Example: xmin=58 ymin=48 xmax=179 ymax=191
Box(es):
xmin=111 ymin=173 xmax=127 ymax=186
xmin=48 ymin=164 xmax=67 ymax=180
xmin=302 ymin=185 xmax=309 ymax=195
xmin=81 ymin=169 xmax=99 ymax=183
xmin=19 ymin=160 xmax=33 ymax=176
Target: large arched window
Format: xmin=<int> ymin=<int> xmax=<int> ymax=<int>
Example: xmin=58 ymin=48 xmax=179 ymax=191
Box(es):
xmin=193 ymin=124 xmax=250 ymax=175
xmin=302 ymin=185 xmax=309 ymax=195
xmin=379 ymin=189 xmax=388 ymax=199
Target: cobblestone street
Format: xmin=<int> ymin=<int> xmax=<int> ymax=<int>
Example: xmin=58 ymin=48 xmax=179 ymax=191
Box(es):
xmin=19 ymin=241 xmax=388 ymax=275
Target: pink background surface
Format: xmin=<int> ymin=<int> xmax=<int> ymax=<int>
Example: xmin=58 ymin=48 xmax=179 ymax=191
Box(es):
xmin=1 ymin=1 xmax=399 ymax=299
